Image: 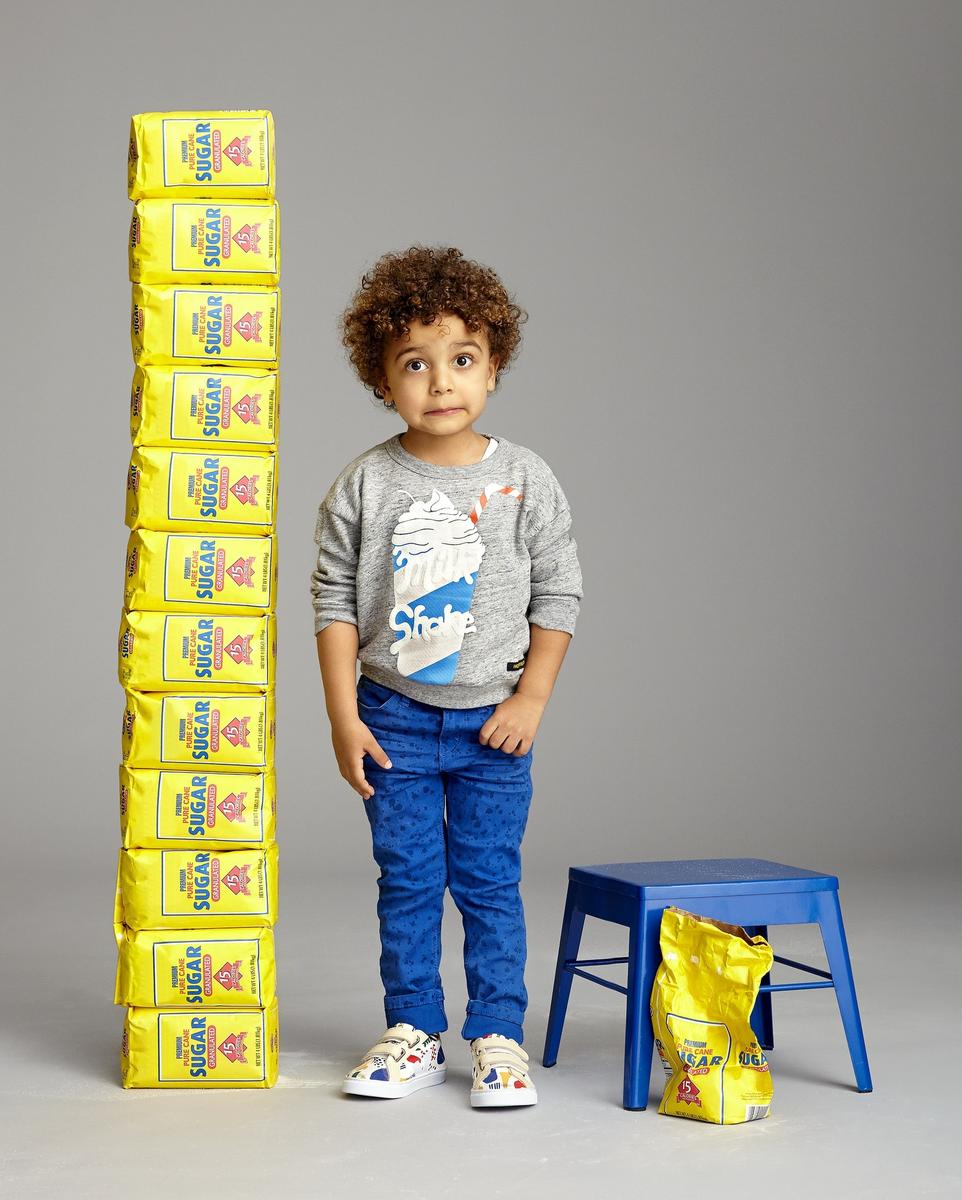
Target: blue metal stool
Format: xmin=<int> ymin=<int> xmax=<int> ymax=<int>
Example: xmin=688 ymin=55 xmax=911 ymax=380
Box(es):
xmin=543 ymin=858 xmax=872 ymax=1110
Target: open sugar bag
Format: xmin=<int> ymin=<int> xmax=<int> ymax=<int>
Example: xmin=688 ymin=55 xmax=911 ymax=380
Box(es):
xmin=650 ymin=906 xmax=774 ymax=1123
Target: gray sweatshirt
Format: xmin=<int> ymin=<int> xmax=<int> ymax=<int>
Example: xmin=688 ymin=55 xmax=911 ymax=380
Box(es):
xmin=310 ymin=432 xmax=583 ymax=708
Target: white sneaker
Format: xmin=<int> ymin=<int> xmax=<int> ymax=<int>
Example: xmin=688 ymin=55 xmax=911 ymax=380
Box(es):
xmin=342 ymin=1023 xmax=446 ymax=1099
xmin=470 ymin=1034 xmax=538 ymax=1107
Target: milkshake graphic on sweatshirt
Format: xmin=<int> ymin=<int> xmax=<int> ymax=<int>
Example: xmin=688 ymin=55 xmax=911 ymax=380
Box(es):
xmin=389 ymin=483 xmax=523 ymax=683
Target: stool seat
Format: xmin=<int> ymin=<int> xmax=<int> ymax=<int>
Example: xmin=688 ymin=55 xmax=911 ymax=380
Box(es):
xmin=571 ymin=858 xmax=836 ymax=896
xmin=543 ymin=857 xmax=872 ymax=1110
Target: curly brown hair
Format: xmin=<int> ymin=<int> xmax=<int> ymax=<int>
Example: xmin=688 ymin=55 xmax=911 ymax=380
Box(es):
xmin=339 ymin=245 xmax=527 ymax=404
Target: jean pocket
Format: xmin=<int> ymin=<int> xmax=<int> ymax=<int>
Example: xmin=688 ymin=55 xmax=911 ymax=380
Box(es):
xmin=357 ymin=676 xmax=403 ymax=712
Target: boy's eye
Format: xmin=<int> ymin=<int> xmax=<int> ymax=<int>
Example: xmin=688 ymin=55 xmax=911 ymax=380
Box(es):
xmin=404 ymin=354 xmax=474 ymax=372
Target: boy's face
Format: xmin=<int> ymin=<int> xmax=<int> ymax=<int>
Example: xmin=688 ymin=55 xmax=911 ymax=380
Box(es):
xmin=380 ymin=312 xmax=499 ymax=435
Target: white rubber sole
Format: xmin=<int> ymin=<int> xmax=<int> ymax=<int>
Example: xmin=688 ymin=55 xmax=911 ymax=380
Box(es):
xmin=471 ymin=1085 xmax=538 ymax=1108
xmin=342 ymin=1068 xmax=446 ymax=1099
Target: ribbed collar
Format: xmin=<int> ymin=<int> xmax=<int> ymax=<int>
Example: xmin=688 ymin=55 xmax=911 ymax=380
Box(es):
xmin=383 ymin=432 xmax=506 ymax=478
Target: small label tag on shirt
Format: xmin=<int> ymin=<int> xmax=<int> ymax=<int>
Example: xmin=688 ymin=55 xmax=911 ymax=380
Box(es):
xmin=507 ymin=656 xmax=526 ymax=672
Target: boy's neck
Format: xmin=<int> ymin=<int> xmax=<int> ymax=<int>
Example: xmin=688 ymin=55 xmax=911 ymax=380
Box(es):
xmin=399 ymin=427 xmax=490 ymax=467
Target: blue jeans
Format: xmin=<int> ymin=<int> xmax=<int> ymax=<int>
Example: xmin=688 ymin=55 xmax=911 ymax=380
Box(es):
xmin=357 ymin=673 xmax=534 ymax=1044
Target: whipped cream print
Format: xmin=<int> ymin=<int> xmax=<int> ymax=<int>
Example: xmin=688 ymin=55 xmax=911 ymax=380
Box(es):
xmin=389 ymin=484 xmax=523 ymax=683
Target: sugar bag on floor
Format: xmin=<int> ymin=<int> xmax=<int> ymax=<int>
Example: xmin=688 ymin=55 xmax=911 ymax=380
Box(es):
xmin=650 ymin=906 xmax=774 ymax=1124
xmin=121 ymin=997 xmax=279 ymax=1087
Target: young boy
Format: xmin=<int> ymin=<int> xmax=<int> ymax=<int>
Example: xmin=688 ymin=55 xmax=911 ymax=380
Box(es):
xmin=311 ymin=245 xmax=583 ymax=1107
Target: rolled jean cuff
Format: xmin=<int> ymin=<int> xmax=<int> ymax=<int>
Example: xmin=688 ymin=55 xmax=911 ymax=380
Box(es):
xmin=385 ymin=989 xmax=447 ymax=1036
xmin=460 ymin=1000 xmax=525 ymax=1044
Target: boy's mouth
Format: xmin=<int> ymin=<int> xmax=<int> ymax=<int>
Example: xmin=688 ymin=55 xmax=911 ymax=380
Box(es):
xmin=425 ymin=407 xmax=462 ymax=415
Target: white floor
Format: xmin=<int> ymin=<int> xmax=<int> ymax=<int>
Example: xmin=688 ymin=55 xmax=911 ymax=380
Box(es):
xmin=2 ymin=866 xmax=958 ymax=1199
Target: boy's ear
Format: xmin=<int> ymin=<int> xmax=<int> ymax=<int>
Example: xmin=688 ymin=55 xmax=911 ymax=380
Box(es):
xmin=487 ymin=353 xmax=501 ymax=390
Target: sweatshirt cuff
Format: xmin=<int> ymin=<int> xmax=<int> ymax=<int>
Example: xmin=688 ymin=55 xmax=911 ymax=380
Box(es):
xmin=314 ymin=612 xmax=357 ymax=634
xmin=527 ymin=598 xmax=579 ymax=636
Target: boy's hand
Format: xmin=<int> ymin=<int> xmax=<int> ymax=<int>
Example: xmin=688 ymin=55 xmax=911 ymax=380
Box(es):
xmin=479 ymin=693 xmax=545 ymax=756
xmin=331 ymin=716 xmax=392 ymax=800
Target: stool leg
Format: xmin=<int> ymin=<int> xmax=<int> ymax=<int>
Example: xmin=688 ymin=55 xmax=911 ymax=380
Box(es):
xmin=542 ymin=881 xmax=586 ymax=1068
xmin=815 ymin=890 xmax=873 ymax=1092
xmin=623 ymin=903 xmax=659 ymax=1110
xmin=747 ymin=924 xmax=775 ymax=1051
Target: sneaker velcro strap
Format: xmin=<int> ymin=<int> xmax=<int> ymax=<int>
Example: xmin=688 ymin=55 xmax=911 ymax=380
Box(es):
xmin=475 ymin=1036 xmax=529 ymax=1067
xmin=369 ymin=1027 xmax=422 ymax=1060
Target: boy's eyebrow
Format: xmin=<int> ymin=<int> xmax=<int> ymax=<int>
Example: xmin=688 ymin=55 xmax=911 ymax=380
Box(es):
xmin=395 ymin=339 xmax=484 ymax=361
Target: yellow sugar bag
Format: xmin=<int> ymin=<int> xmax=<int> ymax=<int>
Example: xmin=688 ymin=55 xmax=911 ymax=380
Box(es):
xmin=128 ymin=111 xmax=275 ymax=200
xmin=119 ymin=610 xmax=275 ymax=692
xmin=651 ymin=907 xmax=775 ymax=1124
xmin=124 ymin=530 xmax=276 ymax=615
xmin=115 ymin=844 xmax=279 ymax=930
xmin=120 ymin=765 xmax=275 ymax=850
xmin=130 ymin=199 xmax=280 ymax=285
xmin=121 ymin=689 xmax=275 ymax=770
xmin=131 ymin=365 xmax=278 ymax=449
xmin=125 ymin=447 xmax=277 ymax=534
xmin=121 ymin=997 xmax=279 ymax=1087
xmin=114 ymin=926 xmax=276 ymax=1008
xmin=131 ymin=284 xmax=280 ymax=368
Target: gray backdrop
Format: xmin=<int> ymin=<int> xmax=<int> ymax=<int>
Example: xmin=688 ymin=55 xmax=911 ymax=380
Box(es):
xmin=1 ymin=3 xmax=961 ymax=1194
xmin=5 ymin=0 xmax=958 ymax=878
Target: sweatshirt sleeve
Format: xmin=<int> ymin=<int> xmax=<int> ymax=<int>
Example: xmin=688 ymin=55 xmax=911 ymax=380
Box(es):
xmin=310 ymin=494 xmax=361 ymax=634
xmin=524 ymin=469 xmax=583 ymax=636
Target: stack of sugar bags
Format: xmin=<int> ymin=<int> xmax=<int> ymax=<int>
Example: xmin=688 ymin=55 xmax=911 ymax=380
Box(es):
xmin=117 ymin=111 xmax=280 ymax=1088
